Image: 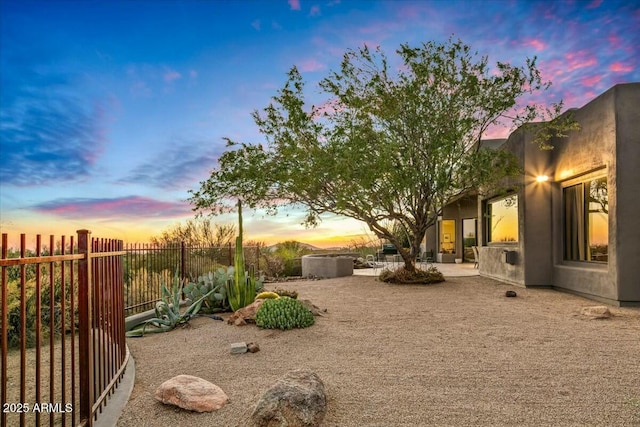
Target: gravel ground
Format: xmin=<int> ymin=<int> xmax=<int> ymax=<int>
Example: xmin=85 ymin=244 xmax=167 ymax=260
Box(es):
xmin=118 ymin=275 xmax=640 ymax=426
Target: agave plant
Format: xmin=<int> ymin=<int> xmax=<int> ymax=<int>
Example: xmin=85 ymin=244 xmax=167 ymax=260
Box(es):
xmin=226 ymin=201 xmax=264 ymax=312
xmin=126 ymin=270 xmax=216 ymax=337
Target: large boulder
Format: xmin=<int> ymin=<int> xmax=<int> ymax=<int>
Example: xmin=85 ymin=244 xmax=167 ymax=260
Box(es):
xmin=251 ymin=369 xmax=326 ymax=427
xmin=154 ymin=374 xmax=228 ymax=412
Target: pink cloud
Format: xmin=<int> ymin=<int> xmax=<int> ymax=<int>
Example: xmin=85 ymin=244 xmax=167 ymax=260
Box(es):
xmin=310 ymin=5 xmax=320 ymax=16
xmin=587 ymin=0 xmax=603 ymax=8
xmin=288 ymin=0 xmax=301 ymax=10
xmin=564 ymin=50 xmax=597 ymax=72
xmin=580 ymin=75 xmax=602 ymax=87
xmin=298 ymin=58 xmax=325 ymax=72
xmin=607 ymin=33 xmax=623 ymax=49
xmin=397 ymin=4 xmax=420 ymax=19
xmin=522 ymin=38 xmax=547 ymax=52
xmin=33 ymin=196 xmax=191 ymax=220
xmin=609 ymin=62 xmax=633 ymax=72
xmin=164 ymin=69 xmax=182 ymax=83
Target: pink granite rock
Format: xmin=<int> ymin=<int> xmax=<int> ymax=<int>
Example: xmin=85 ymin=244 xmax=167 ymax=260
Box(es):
xmin=227 ymin=299 xmax=264 ymax=326
xmin=154 ymin=374 xmax=228 ymax=412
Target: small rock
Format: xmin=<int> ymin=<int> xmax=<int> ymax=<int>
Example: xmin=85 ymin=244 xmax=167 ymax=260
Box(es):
xmin=231 ymin=342 xmax=248 ymax=354
xmin=154 ymin=374 xmax=228 ymax=412
xmin=247 ymin=342 xmax=260 ymax=353
xmin=580 ymin=306 xmax=611 ymax=319
xmin=209 ymin=315 xmax=223 ymax=321
xmin=251 ymin=369 xmax=326 ymax=427
xmin=300 ymin=299 xmax=328 ymax=316
xmin=505 ymin=290 xmax=517 ymax=297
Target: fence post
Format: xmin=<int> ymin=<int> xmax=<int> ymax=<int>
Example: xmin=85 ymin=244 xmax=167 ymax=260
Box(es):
xmin=181 ymin=241 xmax=187 ymax=299
xmin=77 ymin=229 xmax=94 ymax=427
xmin=181 ymin=241 xmax=186 ymax=281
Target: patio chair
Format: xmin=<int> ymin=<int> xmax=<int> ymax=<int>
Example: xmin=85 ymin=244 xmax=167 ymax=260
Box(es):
xmin=417 ymin=250 xmax=434 ymax=268
xmin=471 ymin=246 xmax=479 ymax=269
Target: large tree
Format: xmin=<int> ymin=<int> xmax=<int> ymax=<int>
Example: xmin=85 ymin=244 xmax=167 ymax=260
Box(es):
xmin=189 ymin=38 xmax=572 ymax=271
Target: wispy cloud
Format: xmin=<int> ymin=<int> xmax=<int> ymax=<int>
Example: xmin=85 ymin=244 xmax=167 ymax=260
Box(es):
xmin=163 ymin=68 xmax=182 ymax=82
xmin=310 ymin=5 xmax=320 ymax=16
xmin=564 ymin=50 xmax=598 ymax=72
xmin=251 ymin=19 xmax=261 ymax=31
xmin=288 ymin=0 xmax=301 ymax=11
xmin=116 ymin=140 xmax=222 ymax=189
xmin=31 ymin=196 xmax=191 ymax=219
xmin=0 ymin=90 xmax=108 ymax=186
xmin=297 ymin=58 xmax=325 ymax=72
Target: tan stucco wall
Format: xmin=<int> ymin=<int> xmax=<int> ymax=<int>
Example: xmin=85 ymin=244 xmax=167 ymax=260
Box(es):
xmin=612 ymin=84 xmax=640 ymax=303
xmin=479 ymin=83 xmax=640 ymax=305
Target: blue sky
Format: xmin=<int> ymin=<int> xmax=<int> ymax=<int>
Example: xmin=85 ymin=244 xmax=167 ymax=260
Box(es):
xmin=1 ymin=0 xmax=638 ymax=248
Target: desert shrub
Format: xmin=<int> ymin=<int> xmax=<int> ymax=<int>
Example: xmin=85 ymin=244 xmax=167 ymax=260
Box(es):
xmin=255 ymin=297 xmax=314 ymax=330
xmin=260 ymin=253 xmax=286 ymax=277
xmin=379 ymin=266 xmax=445 ymax=285
xmin=2 ymin=274 xmax=77 ymax=349
xmin=124 ymin=267 xmax=172 ymax=312
xmin=260 ymin=241 xmax=310 ymax=277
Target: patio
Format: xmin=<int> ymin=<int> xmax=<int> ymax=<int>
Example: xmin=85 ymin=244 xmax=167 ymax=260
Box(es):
xmin=353 ymin=260 xmax=479 ymax=277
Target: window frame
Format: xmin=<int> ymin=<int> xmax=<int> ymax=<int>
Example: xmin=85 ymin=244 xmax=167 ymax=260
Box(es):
xmin=486 ymin=193 xmax=519 ymax=245
xmin=562 ymin=172 xmax=608 ymax=264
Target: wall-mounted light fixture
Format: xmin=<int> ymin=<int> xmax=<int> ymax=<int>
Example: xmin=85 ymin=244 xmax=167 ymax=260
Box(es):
xmin=536 ymin=175 xmax=549 ymax=183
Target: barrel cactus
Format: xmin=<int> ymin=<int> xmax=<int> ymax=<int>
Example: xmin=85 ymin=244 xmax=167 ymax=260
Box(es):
xmin=256 ymin=291 xmax=280 ymax=300
xmin=255 ymin=297 xmax=315 ymax=330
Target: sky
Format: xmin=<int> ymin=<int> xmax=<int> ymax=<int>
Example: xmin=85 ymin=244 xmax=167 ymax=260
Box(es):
xmin=1 ymin=0 xmax=638 ymax=249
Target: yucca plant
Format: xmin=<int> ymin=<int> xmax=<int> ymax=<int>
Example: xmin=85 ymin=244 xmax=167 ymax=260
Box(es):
xmin=126 ymin=270 xmax=216 ymax=337
xmin=226 ymin=201 xmax=263 ymax=311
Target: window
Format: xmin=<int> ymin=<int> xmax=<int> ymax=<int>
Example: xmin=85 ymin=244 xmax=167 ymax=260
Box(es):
xmin=564 ymin=176 xmax=608 ymax=262
xmin=487 ymin=195 xmax=518 ymax=243
xmin=462 ymin=218 xmax=477 ymax=261
xmin=439 ymin=219 xmax=455 ymax=253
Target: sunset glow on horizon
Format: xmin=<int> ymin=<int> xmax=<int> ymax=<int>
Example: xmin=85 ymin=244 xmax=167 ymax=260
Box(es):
xmin=1 ymin=0 xmax=638 ymax=249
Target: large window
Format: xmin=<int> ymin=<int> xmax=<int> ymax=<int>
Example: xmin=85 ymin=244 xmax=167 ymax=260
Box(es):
xmin=564 ymin=176 xmax=608 ymax=262
xmin=487 ymin=195 xmax=518 ymax=243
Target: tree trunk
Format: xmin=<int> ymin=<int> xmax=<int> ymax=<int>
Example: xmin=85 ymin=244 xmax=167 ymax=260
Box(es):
xmin=399 ymin=246 xmax=416 ymax=272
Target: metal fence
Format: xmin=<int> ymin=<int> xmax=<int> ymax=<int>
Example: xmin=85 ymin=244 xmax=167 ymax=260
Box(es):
xmin=0 ymin=231 xmax=128 ymax=427
xmin=123 ymin=243 xmax=263 ymax=316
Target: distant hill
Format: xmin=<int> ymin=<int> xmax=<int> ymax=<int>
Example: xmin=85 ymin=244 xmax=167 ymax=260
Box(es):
xmin=266 ymin=241 xmax=323 ymax=252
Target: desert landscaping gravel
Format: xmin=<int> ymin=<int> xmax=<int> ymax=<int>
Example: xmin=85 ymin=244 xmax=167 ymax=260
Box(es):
xmin=118 ymin=274 xmax=640 ymax=426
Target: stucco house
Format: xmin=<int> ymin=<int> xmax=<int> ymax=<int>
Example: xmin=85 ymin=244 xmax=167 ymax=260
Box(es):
xmin=423 ymin=83 xmax=639 ymax=306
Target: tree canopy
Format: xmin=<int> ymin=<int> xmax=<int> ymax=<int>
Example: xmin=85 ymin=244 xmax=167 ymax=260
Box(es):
xmin=189 ymin=38 xmax=573 ymax=271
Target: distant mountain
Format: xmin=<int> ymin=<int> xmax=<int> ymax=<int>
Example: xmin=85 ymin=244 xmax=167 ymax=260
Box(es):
xmin=266 ymin=241 xmax=323 ymax=252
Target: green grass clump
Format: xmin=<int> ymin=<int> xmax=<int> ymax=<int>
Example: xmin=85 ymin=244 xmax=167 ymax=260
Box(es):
xmin=255 ymin=297 xmax=314 ymax=330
